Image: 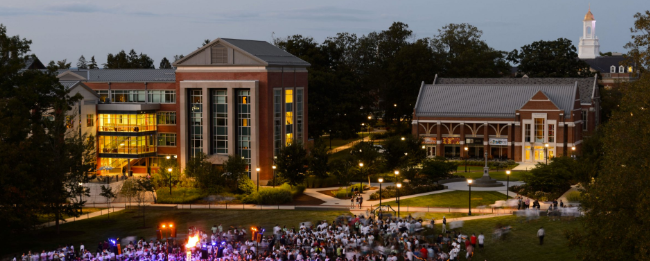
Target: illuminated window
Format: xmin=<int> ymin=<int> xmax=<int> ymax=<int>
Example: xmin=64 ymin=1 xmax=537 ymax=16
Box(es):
xmin=628 ymin=66 xmax=633 ymax=73
xmin=274 ymin=89 xmax=282 ymax=155
xmin=189 ymin=90 xmax=203 ymax=157
xmin=86 ymin=114 xmax=94 ymax=127
xmin=96 ymin=90 xmax=109 ymax=103
xmin=66 ymin=116 xmax=74 ymax=129
xmin=111 ymin=90 xmax=145 ymax=103
xmin=156 ymin=112 xmax=176 ymax=125
xmin=548 ymin=124 xmax=554 ymax=143
xmin=212 ymin=90 xmax=228 ymax=154
xmin=148 ymin=90 xmax=176 ymax=103
xmin=157 ymin=133 xmax=176 ymax=147
xmin=237 ymin=90 xmax=251 ymax=177
xmin=296 ymin=88 xmax=303 ymax=142
xmin=285 ymin=89 xmax=293 ymax=145
xmin=534 ymin=118 xmax=544 ymax=143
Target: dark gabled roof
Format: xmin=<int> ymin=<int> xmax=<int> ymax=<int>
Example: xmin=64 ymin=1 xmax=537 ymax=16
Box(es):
xmin=174 ymin=38 xmax=310 ymax=67
xmin=56 ymin=69 xmax=176 ymax=82
xmin=581 ymin=56 xmax=628 ymax=72
xmin=435 ymin=77 xmax=597 ymax=104
xmin=60 ymin=81 xmax=100 ymax=98
xmin=415 ymin=83 xmax=576 ymax=118
xmin=23 ymin=56 xmax=45 ymax=70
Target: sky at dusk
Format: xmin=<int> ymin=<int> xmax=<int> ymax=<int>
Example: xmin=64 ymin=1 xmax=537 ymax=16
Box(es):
xmin=1 ymin=0 xmax=646 ymax=67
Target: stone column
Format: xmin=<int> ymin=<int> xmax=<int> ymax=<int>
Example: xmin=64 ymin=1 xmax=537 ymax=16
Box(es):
xmin=436 ymin=122 xmax=442 ymax=157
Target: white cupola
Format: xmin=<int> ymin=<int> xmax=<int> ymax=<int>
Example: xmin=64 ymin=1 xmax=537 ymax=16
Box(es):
xmin=578 ymin=7 xmax=600 ymax=59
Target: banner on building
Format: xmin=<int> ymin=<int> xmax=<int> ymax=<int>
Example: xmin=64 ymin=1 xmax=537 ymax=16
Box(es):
xmin=422 ymin=137 xmax=437 ymax=144
xmin=465 ymin=138 xmax=483 ymax=144
xmin=489 ymin=138 xmax=508 ymax=146
xmin=443 ymin=137 xmax=460 ymax=144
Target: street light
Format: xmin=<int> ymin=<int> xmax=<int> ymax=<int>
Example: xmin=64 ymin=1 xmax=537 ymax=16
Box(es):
xmin=506 ymin=170 xmax=511 ymax=199
xmin=256 ymin=167 xmax=261 ymax=192
xmin=396 ymin=183 xmax=402 ymax=218
xmin=167 ymin=168 xmax=173 ymax=195
xmin=571 ymin=146 xmax=576 ymax=159
xmin=467 ymin=179 xmax=473 ymax=215
xmin=394 ymin=170 xmax=399 ymax=183
xmin=378 ymin=178 xmax=384 ymax=217
xmin=544 ymin=143 xmax=549 ymax=165
xmin=358 ymin=163 xmax=364 ymax=193
xmin=166 ymin=155 xmax=171 ymax=160
xmin=272 ymin=165 xmax=277 ymax=188
xmin=464 ymin=146 xmax=469 ymax=172
xmin=401 ymin=137 xmax=405 ymax=141
xmin=79 ymin=182 xmax=84 ymax=208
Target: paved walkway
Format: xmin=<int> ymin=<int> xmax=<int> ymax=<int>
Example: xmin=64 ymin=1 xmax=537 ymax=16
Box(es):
xmin=328 ymin=136 xmax=370 ymax=154
xmin=37 ymin=208 xmax=125 ymax=229
xmin=512 ymin=162 xmax=538 ymax=171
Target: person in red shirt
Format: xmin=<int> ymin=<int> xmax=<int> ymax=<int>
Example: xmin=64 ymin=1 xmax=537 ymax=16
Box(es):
xmin=470 ymin=233 xmax=477 ymax=247
xmin=419 ymin=246 xmax=427 ymax=260
xmin=465 ymin=239 xmax=474 ymax=260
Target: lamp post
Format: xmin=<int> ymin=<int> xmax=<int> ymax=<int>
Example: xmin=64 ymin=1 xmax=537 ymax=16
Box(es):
xmin=396 ymin=183 xmax=402 ymax=218
xmin=401 ymin=137 xmax=405 ymax=141
xmin=79 ymin=182 xmax=84 ymax=210
xmin=358 ymin=163 xmax=364 ymax=193
xmin=467 ymin=179 xmax=473 ymax=215
xmin=544 ymin=143 xmax=549 ymax=165
xmin=464 ymin=146 xmax=469 ymax=172
xmin=256 ymin=167 xmax=261 ymax=192
xmin=329 ymin=129 xmax=332 ymax=150
xmin=394 ymin=170 xmax=399 ymax=183
xmin=272 ymin=165 xmax=277 ymax=188
xmin=378 ymin=178 xmax=384 ymax=217
xmin=571 ymin=146 xmax=576 ymax=159
xmin=368 ymin=116 xmax=372 ymax=144
xmin=167 ymin=168 xmax=173 ymax=195
xmin=506 ymin=170 xmax=511 ymax=199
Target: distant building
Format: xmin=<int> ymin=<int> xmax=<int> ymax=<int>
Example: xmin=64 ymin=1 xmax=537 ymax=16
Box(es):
xmin=577 ymin=7 xmax=639 ymax=87
xmin=411 ymin=76 xmax=599 ymax=163
xmin=30 ymin=38 xmax=309 ymax=185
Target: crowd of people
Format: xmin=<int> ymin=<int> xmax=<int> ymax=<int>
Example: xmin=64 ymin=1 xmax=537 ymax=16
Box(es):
xmin=17 ymin=213 xmax=489 ymax=261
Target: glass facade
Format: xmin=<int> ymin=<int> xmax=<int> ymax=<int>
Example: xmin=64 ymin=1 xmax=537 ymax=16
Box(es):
xmin=212 ymin=90 xmax=228 ymax=154
xmin=97 ymin=90 xmax=109 ymax=103
xmin=148 ymin=90 xmax=176 ymax=103
xmin=98 ymin=135 xmax=156 ymax=155
xmin=111 ymin=90 xmax=146 ymax=103
xmin=274 ymin=89 xmax=282 ymax=155
xmin=156 ymin=112 xmax=176 ymax=125
xmin=534 ymin=118 xmax=544 ymax=143
xmin=189 ymin=90 xmax=203 ymax=158
xmin=296 ymin=88 xmax=303 ymax=143
xmin=98 ymin=113 xmax=156 ymax=132
xmin=285 ymin=89 xmax=294 ymax=145
xmin=157 ymin=133 xmax=176 ymax=147
xmin=237 ymin=90 xmax=251 ymax=177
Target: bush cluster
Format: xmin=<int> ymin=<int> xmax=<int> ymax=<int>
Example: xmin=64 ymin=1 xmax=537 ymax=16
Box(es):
xmin=241 ymin=184 xmax=306 ymax=205
xmin=369 ymin=183 xmax=443 ymax=200
xmin=509 ymin=184 xmax=557 ymax=202
xmin=331 ymin=184 xmax=370 ymax=199
xmin=304 ymin=176 xmax=339 ymax=188
xmin=453 ymin=159 xmax=517 ymax=169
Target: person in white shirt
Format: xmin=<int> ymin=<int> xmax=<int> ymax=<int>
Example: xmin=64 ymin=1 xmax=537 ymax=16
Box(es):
xmin=478 ymin=232 xmax=485 ymax=248
xmin=538 ymin=227 xmax=545 ymax=245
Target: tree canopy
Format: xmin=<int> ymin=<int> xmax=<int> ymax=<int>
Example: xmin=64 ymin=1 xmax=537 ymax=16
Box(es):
xmin=276 ymin=142 xmax=309 ymax=187
xmin=507 ymin=38 xmax=593 ymax=77
xmin=103 ymin=49 xmax=155 ymax=69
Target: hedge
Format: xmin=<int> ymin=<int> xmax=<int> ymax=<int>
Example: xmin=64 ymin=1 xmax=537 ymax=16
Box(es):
xmin=241 ymin=184 xmax=305 ymax=205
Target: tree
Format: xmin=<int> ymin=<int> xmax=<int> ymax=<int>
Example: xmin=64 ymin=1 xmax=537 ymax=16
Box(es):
xmin=382 ymin=135 xmax=426 ymax=172
xmin=185 ymin=152 xmax=222 ymax=192
xmin=519 ymin=157 xmax=576 ymax=199
xmin=136 ymin=178 xmax=155 ymax=228
xmin=431 ymin=23 xmax=510 ymax=78
xmin=88 ymin=56 xmax=98 ymax=69
xmin=99 ymin=185 xmax=116 ymax=219
xmin=173 ymin=54 xmax=185 ymax=63
xmin=153 ymin=156 xmax=181 ymax=195
xmin=350 ymin=141 xmax=382 ymax=186
xmin=276 ymin=142 xmax=309 ymax=187
xmin=308 ymin=140 xmax=329 ymax=178
xmin=119 ymin=179 xmax=138 ymax=206
xmin=329 ymin=158 xmax=353 ymax=187
xmin=419 ymin=157 xmax=457 ymax=182
xmin=507 ymin=38 xmax=593 ymax=77
xmin=566 ymin=73 xmax=650 ymax=260
xmin=623 ymin=10 xmax=650 ymax=73
xmin=47 ymin=59 xmax=71 ymax=70
xmin=223 ymin=154 xmax=249 ymax=184
xmin=103 ymin=49 xmax=155 ymax=69
xmin=77 ymin=55 xmax=88 ymax=69
xmin=159 ymin=57 xmax=172 ymax=69
xmin=202 ymin=39 xmax=211 ymax=47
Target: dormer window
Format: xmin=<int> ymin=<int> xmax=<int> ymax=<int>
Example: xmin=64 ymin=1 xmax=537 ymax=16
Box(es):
xmin=619 ymin=65 xmax=625 ymax=73
xmin=610 ymin=66 xmax=616 ymax=73
xmin=211 ymin=44 xmax=227 ymax=64
xmin=628 ymin=66 xmax=633 ymax=73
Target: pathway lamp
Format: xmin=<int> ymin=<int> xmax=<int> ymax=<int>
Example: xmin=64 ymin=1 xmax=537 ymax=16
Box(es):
xmin=464 ymin=146 xmax=469 ymax=172
xmin=272 ymin=165 xmax=277 ymax=188
xmin=167 ymin=168 xmax=173 ymax=195
xmin=506 ymin=170 xmax=511 ymax=199
xmin=378 ymin=178 xmax=384 ymax=217
xmin=358 ymin=163 xmax=364 ymax=193
xmin=571 ymin=146 xmax=576 ymax=159
xmin=396 ymin=183 xmax=402 ymax=218
xmin=256 ymin=167 xmax=261 ymax=192
xmin=394 ymin=170 xmax=400 ymax=183
xmin=544 ymin=143 xmax=549 ymax=165
xmin=467 ymin=179 xmax=473 ymax=216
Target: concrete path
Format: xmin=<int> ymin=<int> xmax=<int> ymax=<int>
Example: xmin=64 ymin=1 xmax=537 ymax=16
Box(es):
xmin=512 ymin=162 xmax=538 ymax=171
xmin=328 ymin=136 xmax=370 ymax=154
xmin=37 ymin=208 xmax=125 ymax=229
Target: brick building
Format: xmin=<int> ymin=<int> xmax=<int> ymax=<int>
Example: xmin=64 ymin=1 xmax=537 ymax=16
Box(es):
xmin=51 ymin=38 xmax=309 ymax=185
xmin=412 ymin=76 xmax=599 ymax=163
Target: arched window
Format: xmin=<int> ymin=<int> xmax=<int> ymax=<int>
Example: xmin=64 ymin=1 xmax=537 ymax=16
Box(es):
xmin=586 ymin=26 xmax=592 ymax=36
xmin=619 ymin=65 xmax=625 ymax=73
xmin=610 ymin=66 xmax=616 ymax=73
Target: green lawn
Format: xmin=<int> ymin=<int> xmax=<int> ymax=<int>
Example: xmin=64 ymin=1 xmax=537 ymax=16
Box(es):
xmin=37 ymin=208 xmax=105 ymax=223
xmin=156 ymin=187 xmax=208 ymax=204
xmin=5 ymin=209 xmax=350 ymax=258
xmin=396 ymin=212 xmax=488 ymax=220
xmin=329 ymin=148 xmax=352 ymax=162
xmin=454 ymin=171 xmax=529 ymax=181
xmin=387 ymin=191 xmax=510 ymax=208
xmin=430 ymin=215 xmax=580 ymax=260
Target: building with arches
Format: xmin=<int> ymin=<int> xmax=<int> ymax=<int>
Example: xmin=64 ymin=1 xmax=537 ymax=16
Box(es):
xmin=412 ymin=76 xmax=599 ymax=163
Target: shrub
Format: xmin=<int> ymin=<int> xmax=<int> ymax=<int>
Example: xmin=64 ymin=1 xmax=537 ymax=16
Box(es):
xmin=241 ymin=183 xmax=305 ymax=205
xmin=156 ymin=187 xmax=208 ymax=204
xmin=238 ymin=176 xmax=255 ymax=195
xmin=331 ymin=184 xmax=370 ymax=199
xmin=565 ymin=191 xmax=582 ymax=202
